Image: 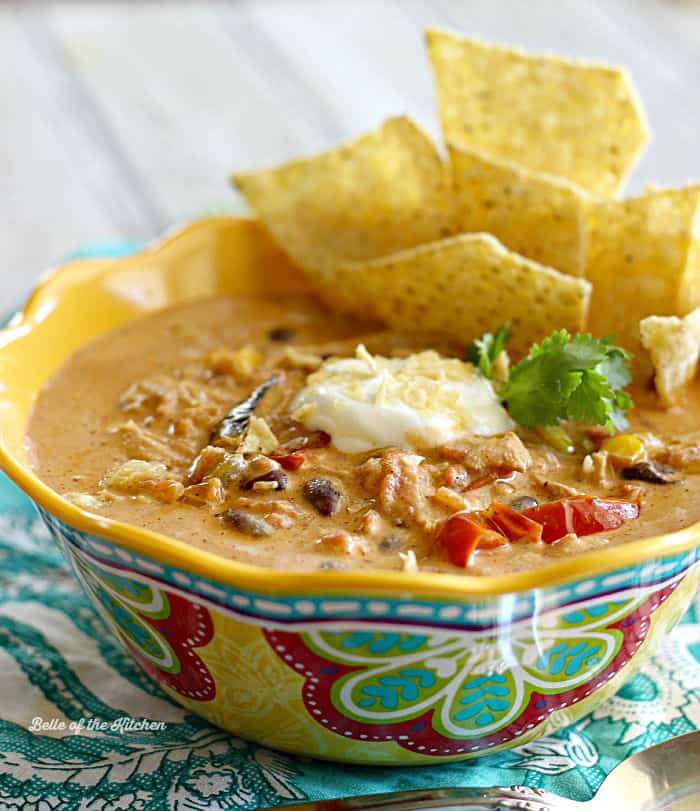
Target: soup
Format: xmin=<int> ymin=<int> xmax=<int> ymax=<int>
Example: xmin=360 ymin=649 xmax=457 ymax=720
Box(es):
xmin=26 ymin=294 xmax=700 ymax=575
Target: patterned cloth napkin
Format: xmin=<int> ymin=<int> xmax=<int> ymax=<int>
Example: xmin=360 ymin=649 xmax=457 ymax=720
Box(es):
xmin=1 ymin=245 xmax=699 ymax=810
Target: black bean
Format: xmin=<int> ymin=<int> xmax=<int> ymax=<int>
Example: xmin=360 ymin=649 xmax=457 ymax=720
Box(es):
xmin=268 ymin=326 xmax=295 ymax=342
xmin=379 ymin=535 xmax=404 ymax=552
xmin=241 ymin=468 xmax=288 ymax=491
xmin=303 ymin=477 xmax=341 ymax=516
xmin=621 ymin=460 xmax=678 ymax=484
xmin=509 ymin=495 xmax=539 ymax=511
xmin=319 ymin=560 xmax=347 ymax=571
xmin=221 ymin=509 xmax=271 ymax=536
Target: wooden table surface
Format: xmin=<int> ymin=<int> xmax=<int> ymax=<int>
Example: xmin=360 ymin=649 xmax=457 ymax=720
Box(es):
xmin=3 ymin=0 xmax=700 ymax=308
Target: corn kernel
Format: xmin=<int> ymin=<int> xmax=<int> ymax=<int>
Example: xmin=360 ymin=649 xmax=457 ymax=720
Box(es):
xmin=601 ymin=434 xmax=646 ymax=466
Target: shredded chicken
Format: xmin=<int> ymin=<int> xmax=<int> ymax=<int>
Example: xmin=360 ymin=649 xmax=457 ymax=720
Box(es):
xmin=618 ymin=482 xmax=646 ymax=503
xmin=234 ymin=496 xmax=306 ymax=518
xmin=492 ymin=480 xmax=516 ymax=497
xmin=103 ymin=459 xmax=184 ymax=503
xmin=141 ymin=480 xmax=185 ymax=503
xmin=119 ymin=375 xmax=225 ymax=432
xmin=186 ymin=445 xmax=231 ymax=485
xmin=581 ymin=450 xmax=616 ymax=489
xmin=636 ymin=432 xmax=670 ymax=461
xmin=181 ymin=478 xmax=225 ymax=507
xmin=112 ymin=419 xmax=192 ymax=466
xmin=663 ymin=434 xmax=700 ymax=472
xmin=440 ymin=432 xmax=531 ymax=474
xmin=534 ymin=476 xmax=581 ymax=498
xmin=360 ymin=509 xmax=384 ymax=537
xmin=443 ymin=464 xmax=470 ymax=491
xmin=359 ymin=449 xmax=432 ymax=527
xmin=318 ymin=530 xmax=361 ymax=555
xmin=266 ymin=512 xmax=296 ymax=529
xmin=226 ymin=494 xmax=308 ymax=531
xmin=529 ymin=447 xmax=560 ymax=477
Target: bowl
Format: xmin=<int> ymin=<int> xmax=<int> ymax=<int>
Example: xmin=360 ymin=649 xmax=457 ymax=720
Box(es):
xmin=1 ymin=216 xmax=698 ymax=765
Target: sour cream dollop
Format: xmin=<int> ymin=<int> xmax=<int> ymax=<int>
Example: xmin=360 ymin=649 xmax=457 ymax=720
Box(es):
xmin=291 ymin=345 xmax=514 ymax=453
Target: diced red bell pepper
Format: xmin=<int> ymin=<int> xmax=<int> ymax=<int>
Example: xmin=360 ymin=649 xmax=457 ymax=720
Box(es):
xmin=437 ymin=513 xmax=508 ymax=567
xmin=522 ymin=496 xmax=640 ymax=544
xmin=268 ymin=451 xmax=305 ymax=471
xmin=488 ymin=502 xmax=543 ymax=542
xmin=438 ymin=495 xmax=640 ymax=566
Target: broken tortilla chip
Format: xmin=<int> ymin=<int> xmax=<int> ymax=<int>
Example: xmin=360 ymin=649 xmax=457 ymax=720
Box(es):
xmin=640 ymin=310 xmax=700 ymax=406
xmin=328 ymin=233 xmax=591 ymax=356
xmin=232 ymin=116 xmax=456 ymax=287
xmin=449 ymin=143 xmax=588 ymax=276
xmin=426 ymin=28 xmax=649 ymax=196
xmin=586 ymin=186 xmax=700 ymax=360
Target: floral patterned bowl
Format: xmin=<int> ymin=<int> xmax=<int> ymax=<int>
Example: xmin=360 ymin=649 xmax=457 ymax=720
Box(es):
xmin=1 ymin=216 xmax=698 ymax=765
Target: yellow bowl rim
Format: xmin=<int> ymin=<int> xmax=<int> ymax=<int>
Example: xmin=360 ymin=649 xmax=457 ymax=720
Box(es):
xmin=1 ymin=215 xmax=699 ymax=600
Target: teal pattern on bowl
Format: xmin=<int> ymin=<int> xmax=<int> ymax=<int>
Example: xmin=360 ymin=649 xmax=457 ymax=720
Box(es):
xmin=37 ymin=503 xmax=700 ymax=763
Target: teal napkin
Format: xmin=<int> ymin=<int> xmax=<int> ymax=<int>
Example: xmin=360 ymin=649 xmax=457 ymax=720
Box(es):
xmin=0 ymin=245 xmax=698 ymax=810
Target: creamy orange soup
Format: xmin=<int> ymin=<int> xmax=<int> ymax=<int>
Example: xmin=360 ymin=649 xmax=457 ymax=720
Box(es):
xmin=26 ymin=294 xmax=700 ymax=575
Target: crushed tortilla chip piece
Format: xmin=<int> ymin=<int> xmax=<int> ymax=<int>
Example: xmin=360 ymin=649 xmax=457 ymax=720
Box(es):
xmin=239 ymin=416 xmax=278 ymax=455
xmin=205 ymin=345 xmax=262 ymax=378
xmin=104 ymin=459 xmax=170 ymax=491
xmin=232 ymin=116 xmax=456 ymax=301
xmin=103 ymin=459 xmax=184 ymax=503
xmin=586 ymin=186 xmax=700 ymax=361
xmin=426 ymin=28 xmax=649 ymax=196
xmin=640 ymin=309 xmax=700 ymax=406
xmin=449 ymin=144 xmax=588 ymax=276
xmin=65 ymin=492 xmax=108 ymax=511
xmin=329 ymin=234 xmax=591 ymax=356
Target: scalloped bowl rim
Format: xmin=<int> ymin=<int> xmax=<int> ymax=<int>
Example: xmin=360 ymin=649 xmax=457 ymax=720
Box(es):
xmin=1 ymin=215 xmax=699 ymax=599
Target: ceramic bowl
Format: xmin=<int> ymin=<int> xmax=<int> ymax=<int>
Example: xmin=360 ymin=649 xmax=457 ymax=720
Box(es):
xmin=1 ymin=216 xmax=698 ymax=765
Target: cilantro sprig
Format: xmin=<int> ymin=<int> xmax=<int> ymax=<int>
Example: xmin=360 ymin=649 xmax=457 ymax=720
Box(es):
xmin=468 ymin=326 xmax=633 ymax=432
xmin=466 ymin=322 xmax=512 ymax=379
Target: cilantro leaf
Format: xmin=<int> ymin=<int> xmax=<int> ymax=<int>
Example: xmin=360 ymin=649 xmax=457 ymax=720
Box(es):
xmin=500 ymin=330 xmax=633 ymax=431
xmin=466 ymin=322 xmax=511 ymax=379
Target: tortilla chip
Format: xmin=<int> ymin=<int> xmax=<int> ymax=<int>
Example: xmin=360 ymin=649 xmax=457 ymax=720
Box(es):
xmin=426 ymin=29 xmax=649 ymax=196
xmin=640 ymin=309 xmax=700 ymax=406
xmin=586 ymin=186 xmax=700 ymax=359
xmin=449 ymin=144 xmax=588 ymax=276
xmin=232 ymin=116 xmax=456 ymax=284
xmin=329 ymin=233 xmax=591 ymax=356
